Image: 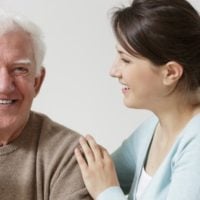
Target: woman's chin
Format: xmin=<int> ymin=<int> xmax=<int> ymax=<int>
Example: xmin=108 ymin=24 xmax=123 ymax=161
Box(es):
xmin=123 ymin=99 xmax=135 ymax=108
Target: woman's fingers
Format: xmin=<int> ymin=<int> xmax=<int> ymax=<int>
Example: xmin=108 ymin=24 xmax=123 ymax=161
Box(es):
xmin=79 ymin=137 xmax=94 ymax=164
xmin=85 ymin=135 xmax=103 ymax=160
xmin=76 ymin=134 xmax=114 ymax=169
xmin=74 ymin=148 xmax=88 ymax=171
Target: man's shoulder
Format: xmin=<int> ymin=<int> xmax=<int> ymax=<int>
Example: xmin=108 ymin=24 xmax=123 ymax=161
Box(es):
xmin=30 ymin=111 xmax=81 ymax=152
xmin=29 ymin=112 xmax=92 ymax=199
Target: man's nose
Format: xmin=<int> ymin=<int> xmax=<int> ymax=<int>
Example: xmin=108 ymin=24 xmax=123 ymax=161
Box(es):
xmin=0 ymin=68 xmax=15 ymax=93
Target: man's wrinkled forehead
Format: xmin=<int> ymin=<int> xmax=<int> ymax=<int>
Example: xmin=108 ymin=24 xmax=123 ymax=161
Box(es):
xmin=0 ymin=31 xmax=35 ymax=66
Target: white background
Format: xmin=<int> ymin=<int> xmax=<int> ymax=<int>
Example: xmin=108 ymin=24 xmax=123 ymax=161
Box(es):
xmin=0 ymin=0 xmax=199 ymax=152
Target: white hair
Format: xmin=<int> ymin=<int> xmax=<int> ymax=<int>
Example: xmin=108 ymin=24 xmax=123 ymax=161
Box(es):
xmin=0 ymin=9 xmax=46 ymax=75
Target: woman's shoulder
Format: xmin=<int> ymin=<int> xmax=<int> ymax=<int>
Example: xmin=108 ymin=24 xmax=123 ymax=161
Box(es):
xmin=172 ymin=113 xmax=200 ymax=164
xmin=126 ymin=114 xmax=158 ymax=145
xmin=177 ymin=113 xmax=200 ymax=146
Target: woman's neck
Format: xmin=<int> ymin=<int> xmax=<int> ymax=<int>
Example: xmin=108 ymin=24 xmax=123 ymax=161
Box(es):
xmin=153 ymin=92 xmax=200 ymax=139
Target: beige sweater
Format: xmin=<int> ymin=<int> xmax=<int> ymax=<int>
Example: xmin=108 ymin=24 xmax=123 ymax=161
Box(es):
xmin=0 ymin=111 xmax=92 ymax=200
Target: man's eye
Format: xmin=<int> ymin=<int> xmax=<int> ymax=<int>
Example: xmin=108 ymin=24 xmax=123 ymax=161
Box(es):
xmin=13 ymin=67 xmax=29 ymax=75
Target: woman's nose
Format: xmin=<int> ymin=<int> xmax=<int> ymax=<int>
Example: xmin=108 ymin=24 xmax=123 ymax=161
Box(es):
xmin=109 ymin=59 xmax=121 ymax=78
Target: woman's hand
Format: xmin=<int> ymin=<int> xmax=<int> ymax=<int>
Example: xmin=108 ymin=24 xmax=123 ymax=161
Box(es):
xmin=74 ymin=135 xmax=119 ymax=199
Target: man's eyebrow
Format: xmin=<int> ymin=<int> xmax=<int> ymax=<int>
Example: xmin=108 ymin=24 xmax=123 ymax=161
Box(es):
xmin=13 ymin=59 xmax=32 ymax=65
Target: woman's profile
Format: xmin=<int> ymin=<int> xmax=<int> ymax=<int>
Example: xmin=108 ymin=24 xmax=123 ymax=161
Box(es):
xmin=75 ymin=0 xmax=200 ymax=199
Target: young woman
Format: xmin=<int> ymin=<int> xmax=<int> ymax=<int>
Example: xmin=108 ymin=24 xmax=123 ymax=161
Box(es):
xmin=74 ymin=0 xmax=200 ymax=199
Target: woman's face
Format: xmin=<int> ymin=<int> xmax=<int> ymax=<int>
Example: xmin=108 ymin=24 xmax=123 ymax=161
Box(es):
xmin=110 ymin=43 xmax=165 ymax=109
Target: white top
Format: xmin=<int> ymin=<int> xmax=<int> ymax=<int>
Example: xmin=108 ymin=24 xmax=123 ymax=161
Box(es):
xmin=136 ymin=168 xmax=152 ymax=200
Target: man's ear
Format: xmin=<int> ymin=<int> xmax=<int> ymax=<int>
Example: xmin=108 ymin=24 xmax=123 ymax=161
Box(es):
xmin=34 ymin=67 xmax=46 ymax=97
xmin=162 ymin=61 xmax=183 ymax=86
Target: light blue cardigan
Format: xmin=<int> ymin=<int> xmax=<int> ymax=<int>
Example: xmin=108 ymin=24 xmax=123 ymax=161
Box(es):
xmin=97 ymin=114 xmax=200 ymax=200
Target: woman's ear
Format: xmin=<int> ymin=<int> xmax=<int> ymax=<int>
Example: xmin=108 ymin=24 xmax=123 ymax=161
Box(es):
xmin=34 ymin=67 xmax=46 ymax=97
xmin=162 ymin=61 xmax=183 ymax=86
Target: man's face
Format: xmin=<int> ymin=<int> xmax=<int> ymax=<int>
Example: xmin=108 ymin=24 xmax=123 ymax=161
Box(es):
xmin=0 ymin=30 xmax=44 ymax=135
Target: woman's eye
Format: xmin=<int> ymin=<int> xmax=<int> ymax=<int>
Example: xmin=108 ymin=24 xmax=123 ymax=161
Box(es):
xmin=121 ymin=58 xmax=131 ymax=64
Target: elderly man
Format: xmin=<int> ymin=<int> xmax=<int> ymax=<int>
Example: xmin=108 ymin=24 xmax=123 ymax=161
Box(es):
xmin=0 ymin=11 xmax=91 ymax=200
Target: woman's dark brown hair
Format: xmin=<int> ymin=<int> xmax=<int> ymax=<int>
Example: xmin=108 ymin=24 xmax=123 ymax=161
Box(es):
xmin=112 ymin=0 xmax=200 ymax=91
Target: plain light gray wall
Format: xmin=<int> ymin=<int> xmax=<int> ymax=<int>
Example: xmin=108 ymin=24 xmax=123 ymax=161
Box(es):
xmin=0 ymin=0 xmax=199 ymax=152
